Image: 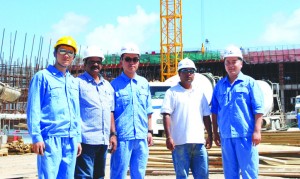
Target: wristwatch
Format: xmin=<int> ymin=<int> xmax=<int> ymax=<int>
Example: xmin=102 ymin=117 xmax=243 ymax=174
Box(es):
xmin=148 ymin=130 xmax=153 ymax=135
xmin=110 ymin=132 xmax=117 ymax=138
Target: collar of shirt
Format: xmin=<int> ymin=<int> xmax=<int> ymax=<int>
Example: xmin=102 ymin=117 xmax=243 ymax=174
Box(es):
xmin=47 ymin=65 xmax=70 ymax=77
xmin=177 ymin=82 xmax=195 ymax=92
xmin=121 ymin=72 xmax=138 ymax=84
xmin=224 ymin=72 xmax=245 ymax=85
xmin=83 ymin=71 xmax=105 ymax=85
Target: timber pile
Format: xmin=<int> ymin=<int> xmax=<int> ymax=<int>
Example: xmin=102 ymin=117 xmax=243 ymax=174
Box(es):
xmin=148 ymin=137 xmax=300 ymax=177
xmin=261 ymin=130 xmax=300 ymax=146
xmin=0 ymin=147 xmax=8 ymax=156
xmin=13 ymin=122 xmax=28 ymax=130
xmin=7 ymin=138 xmax=32 ymax=155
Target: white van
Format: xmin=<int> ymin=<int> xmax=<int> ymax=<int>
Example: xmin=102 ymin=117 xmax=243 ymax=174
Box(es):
xmin=149 ymin=73 xmax=217 ymax=136
xmin=149 ymin=82 xmax=173 ymax=136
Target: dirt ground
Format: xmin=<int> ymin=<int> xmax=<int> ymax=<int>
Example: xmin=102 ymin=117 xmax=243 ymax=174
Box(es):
xmin=0 ymin=153 xmax=288 ymax=179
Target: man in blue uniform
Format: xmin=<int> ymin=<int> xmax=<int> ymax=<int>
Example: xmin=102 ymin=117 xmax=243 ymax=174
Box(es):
xmin=75 ymin=46 xmax=117 ymax=179
xmin=110 ymin=43 xmax=153 ymax=179
xmin=27 ymin=36 xmax=82 ymax=178
xmin=211 ymin=45 xmax=264 ymax=179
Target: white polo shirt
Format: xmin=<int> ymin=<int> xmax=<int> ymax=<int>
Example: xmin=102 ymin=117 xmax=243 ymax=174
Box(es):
xmin=161 ymin=83 xmax=211 ymax=145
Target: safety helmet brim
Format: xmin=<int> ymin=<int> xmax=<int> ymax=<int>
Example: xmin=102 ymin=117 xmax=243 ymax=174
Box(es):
xmin=178 ymin=58 xmax=197 ymax=71
xmin=82 ymin=46 xmax=105 ymax=62
xmin=54 ymin=36 xmax=78 ymax=54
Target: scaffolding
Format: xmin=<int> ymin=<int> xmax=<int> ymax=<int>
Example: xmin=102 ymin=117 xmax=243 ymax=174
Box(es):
xmin=1 ymin=29 xmax=300 ymax=114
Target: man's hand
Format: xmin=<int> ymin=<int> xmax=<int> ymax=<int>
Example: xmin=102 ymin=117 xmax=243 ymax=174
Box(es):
xmin=147 ymin=133 xmax=154 ymax=146
xmin=252 ymin=130 xmax=261 ymax=146
xmin=213 ymin=132 xmax=221 ymax=147
xmin=77 ymin=143 xmax=82 ymax=157
xmin=166 ymin=137 xmax=175 ymax=151
xmin=205 ymin=136 xmax=213 ymax=149
xmin=109 ymin=135 xmax=117 ymax=154
xmin=32 ymin=141 xmax=45 ymax=156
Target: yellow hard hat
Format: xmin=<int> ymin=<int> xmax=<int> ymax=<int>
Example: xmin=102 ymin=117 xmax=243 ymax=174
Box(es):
xmin=54 ymin=36 xmax=78 ymax=54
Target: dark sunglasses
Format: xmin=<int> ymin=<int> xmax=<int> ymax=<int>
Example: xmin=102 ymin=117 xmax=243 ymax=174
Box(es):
xmin=180 ymin=69 xmax=196 ymax=74
xmin=58 ymin=49 xmax=75 ymax=57
xmin=124 ymin=57 xmax=139 ymax=63
xmin=87 ymin=60 xmax=102 ymax=65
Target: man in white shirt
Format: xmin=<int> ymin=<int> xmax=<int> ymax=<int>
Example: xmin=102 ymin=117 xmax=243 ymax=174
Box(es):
xmin=161 ymin=58 xmax=212 ymax=179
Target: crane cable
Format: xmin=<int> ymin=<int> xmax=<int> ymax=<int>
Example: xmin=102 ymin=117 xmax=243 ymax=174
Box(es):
xmin=201 ymin=0 xmax=205 ymax=54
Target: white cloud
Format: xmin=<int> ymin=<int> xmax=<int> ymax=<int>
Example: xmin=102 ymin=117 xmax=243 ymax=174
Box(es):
xmin=48 ymin=12 xmax=89 ymax=40
xmin=259 ymin=8 xmax=300 ymax=44
xmin=85 ymin=5 xmax=159 ymax=54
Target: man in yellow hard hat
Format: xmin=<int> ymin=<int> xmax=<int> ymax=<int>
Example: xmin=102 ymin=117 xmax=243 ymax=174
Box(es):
xmin=27 ymin=36 xmax=82 ymax=178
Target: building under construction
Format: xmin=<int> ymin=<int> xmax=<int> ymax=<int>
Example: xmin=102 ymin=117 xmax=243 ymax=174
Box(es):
xmin=1 ymin=45 xmax=300 ymax=114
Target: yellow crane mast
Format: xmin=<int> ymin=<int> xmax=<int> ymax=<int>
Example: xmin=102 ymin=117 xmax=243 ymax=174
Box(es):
xmin=160 ymin=0 xmax=183 ymax=81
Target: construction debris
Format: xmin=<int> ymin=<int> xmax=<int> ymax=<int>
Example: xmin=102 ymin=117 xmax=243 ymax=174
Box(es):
xmin=0 ymin=147 xmax=8 ymax=156
xmin=7 ymin=138 xmax=32 ymax=155
xmin=148 ymin=137 xmax=300 ymax=177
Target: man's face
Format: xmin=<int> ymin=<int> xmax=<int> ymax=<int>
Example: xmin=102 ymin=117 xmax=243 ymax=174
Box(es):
xmin=84 ymin=57 xmax=103 ymax=76
xmin=224 ymin=57 xmax=243 ymax=77
xmin=121 ymin=53 xmax=140 ymax=75
xmin=56 ymin=45 xmax=75 ymax=67
xmin=179 ymin=68 xmax=195 ymax=84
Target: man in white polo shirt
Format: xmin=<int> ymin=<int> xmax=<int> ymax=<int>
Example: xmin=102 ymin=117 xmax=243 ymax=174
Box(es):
xmin=161 ymin=58 xmax=213 ymax=179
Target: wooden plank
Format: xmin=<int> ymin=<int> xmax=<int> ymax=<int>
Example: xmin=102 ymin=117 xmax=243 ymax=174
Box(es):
xmin=259 ymin=172 xmax=300 ymax=178
xmin=259 ymin=155 xmax=287 ymax=165
xmin=147 ymin=138 xmax=300 ymax=177
xmin=148 ymin=157 xmax=173 ymax=163
xmin=0 ymin=147 xmax=8 ymax=157
xmin=275 ymin=157 xmax=300 ymax=165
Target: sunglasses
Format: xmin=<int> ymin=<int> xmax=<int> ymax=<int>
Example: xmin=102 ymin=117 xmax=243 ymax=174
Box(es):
xmin=87 ymin=60 xmax=102 ymax=65
xmin=180 ymin=69 xmax=196 ymax=74
xmin=58 ymin=49 xmax=75 ymax=57
xmin=124 ymin=57 xmax=139 ymax=63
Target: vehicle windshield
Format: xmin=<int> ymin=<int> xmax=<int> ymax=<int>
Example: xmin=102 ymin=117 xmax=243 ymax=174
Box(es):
xmin=150 ymin=86 xmax=171 ymax=99
xmin=296 ymin=97 xmax=300 ymax=104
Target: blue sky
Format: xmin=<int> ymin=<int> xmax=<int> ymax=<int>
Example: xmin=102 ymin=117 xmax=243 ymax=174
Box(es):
xmin=1 ymin=0 xmax=300 ymax=62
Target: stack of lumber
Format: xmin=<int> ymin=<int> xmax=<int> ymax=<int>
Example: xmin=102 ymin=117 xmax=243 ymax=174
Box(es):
xmin=261 ymin=130 xmax=300 ymax=146
xmin=148 ymin=136 xmax=300 ymax=177
xmin=0 ymin=147 xmax=8 ymax=156
xmin=7 ymin=138 xmax=32 ymax=155
xmin=13 ymin=123 xmax=28 ymax=130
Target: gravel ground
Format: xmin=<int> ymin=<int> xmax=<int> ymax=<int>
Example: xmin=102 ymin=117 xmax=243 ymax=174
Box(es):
xmin=0 ymin=153 xmax=288 ymax=179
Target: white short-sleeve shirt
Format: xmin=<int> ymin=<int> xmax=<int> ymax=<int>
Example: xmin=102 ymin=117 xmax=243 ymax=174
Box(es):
xmin=161 ymin=83 xmax=211 ymax=145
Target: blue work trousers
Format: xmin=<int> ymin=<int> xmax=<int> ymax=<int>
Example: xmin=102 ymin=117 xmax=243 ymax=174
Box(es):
xmin=37 ymin=137 xmax=78 ymax=179
xmin=110 ymin=139 xmax=148 ymax=179
xmin=75 ymin=143 xmax=108 ymax=179
xmin=221 ymin=137 xmax=259 ymax=179
xmin=172 ymin=143 xmax=209 ymax=179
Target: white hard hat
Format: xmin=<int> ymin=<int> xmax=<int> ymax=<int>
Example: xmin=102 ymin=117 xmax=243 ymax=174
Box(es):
xmin=83 ymin=46 xmax=105 ymax=61
xmin=223 ymin=45 xmax=243 ymax=60
xmin=178 ymin=58 xmax=197 ymax=71
xmin=120 ymin=43 xmax=140 ymax=56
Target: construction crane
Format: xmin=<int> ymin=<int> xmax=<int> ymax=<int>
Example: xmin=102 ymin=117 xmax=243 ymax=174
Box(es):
xmin=160 ymin=0 xmax=183 ymax=81
xmin=160 ymin=0 xmax=207 ymax=81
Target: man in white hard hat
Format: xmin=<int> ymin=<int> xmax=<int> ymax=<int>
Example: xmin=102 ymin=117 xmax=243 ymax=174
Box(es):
xmin=211 ymin=45 xmax=264 ymax=179
xmin=75 ymin=46 xmax=117 ymax=179
xmin=110 ymin=43 xmax=153 ymax=179
xmin=161 ymin=58 xmax=213 ymax=179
